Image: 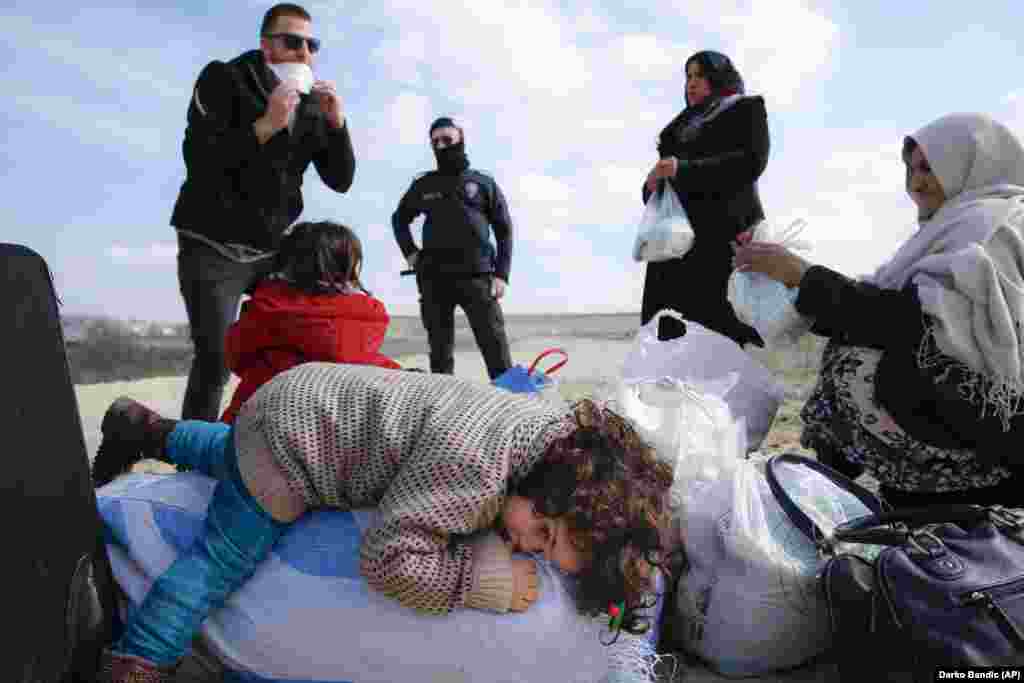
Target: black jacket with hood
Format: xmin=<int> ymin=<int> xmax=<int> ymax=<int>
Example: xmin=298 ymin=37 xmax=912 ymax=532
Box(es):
xmin=796 ymin=265 xmax=1024 ymax=469
xmin=170 ymin=50 xmax=356 ymax=251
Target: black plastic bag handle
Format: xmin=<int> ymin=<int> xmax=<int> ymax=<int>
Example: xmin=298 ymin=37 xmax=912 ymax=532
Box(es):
xmin=764 ymin=452 xmax=889 ymax=544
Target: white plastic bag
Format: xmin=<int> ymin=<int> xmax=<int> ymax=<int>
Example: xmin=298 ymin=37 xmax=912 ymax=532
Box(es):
xmin=632 ymin=184 xmax=694 ymax=262
xmin=620 ymin=310 xmax=785 ymax=450
xmin=676 ymin=453 xmax=883 ymax=677
xmin=727 ymin=218 xmax=814 ymax=347
xmin=614 ymin=378 xmax=744 ymax=516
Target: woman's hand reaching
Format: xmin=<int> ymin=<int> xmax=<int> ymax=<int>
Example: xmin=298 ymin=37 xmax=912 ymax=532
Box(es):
xmin=731 ymin=230 xmax=812 ymax=288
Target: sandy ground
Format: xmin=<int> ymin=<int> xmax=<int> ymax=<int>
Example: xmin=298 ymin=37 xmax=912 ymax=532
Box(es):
xmin=74 ymin=336 xmax=636 ymax=462
xmin=76 ymin=336 xmax=833 ymax=683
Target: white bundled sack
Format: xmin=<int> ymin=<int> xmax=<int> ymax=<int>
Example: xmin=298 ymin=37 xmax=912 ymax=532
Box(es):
xmin=638 ymin=382 xmax=882 ymax=680
xmin=613 ymin=378 xmax=742 ymax=517
xmin=97 ymin=473 xmax=666 ymax=683
xmin=620 ymin=310 xmax=785 ymax=451
xmin=632 ymin=184 xmax=694 ymax=262
xmin=727 ymin=218 xmax=814 ymax=346
xmin=677 ymin=453 xmax=883 ymax=677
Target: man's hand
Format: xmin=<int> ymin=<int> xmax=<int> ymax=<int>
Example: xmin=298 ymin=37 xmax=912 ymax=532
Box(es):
xmin=491 ymin=277 xmax=507 ymax=300
xmin=510 ymin=558 xmax=539 ymax=612
xmin=254 ymin=81 xmax=300 ymax=143
xmin=312 ymin=80 xmax=345 ymax=129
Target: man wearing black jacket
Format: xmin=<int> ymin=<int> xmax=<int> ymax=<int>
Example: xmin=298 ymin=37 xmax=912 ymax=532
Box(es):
xmin=170 ymin=3 xmax=355 ymax=421
xmin=392 ymin=117 xmax=513 ymax=380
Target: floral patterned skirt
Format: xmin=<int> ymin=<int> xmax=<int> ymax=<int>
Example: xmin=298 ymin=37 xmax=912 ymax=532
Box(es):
xmin=799 ymin=342 xmax=1012 ymax=492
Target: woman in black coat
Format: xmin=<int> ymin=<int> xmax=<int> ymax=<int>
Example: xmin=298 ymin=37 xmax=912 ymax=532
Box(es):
xmin=642 ymin=50 xmax=768 ymax=345
xmin=732 ymin=112 xmax=1024 ymax=508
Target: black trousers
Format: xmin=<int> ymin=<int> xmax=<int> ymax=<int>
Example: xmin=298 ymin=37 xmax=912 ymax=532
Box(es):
xmin=417 ymin=273 xmax=512 ymax=380
xmin=177 ymin=236 xmax=275 ymax=421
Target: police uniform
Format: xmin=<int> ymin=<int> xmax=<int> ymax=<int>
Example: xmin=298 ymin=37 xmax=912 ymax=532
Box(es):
xmin=392 ymin=167 xmax=514 ymax=379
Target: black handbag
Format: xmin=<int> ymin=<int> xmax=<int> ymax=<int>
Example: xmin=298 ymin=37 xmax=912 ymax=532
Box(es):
xmin=823 ymin=504 xmax=1024 ymax=682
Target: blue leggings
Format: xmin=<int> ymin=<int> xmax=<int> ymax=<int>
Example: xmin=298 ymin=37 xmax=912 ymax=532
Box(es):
xmin=114 ymin=421 xmax=286 ymax=666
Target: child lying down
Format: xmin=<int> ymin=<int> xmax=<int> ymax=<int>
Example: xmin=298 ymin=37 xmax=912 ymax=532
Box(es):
xmin=92 ymin=363 xmax=675 ymax=682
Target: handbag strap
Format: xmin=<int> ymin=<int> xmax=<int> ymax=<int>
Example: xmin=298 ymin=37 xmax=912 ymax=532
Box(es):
xmin=528 ymin=348 xmax=568 ymax=376
xmin=764 ymin=453 xmax=888 ymax=545
xmin=832 ymin=505 xmax=992 ymax=545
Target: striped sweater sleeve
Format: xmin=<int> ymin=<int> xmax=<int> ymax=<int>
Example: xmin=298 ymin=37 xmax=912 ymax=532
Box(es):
xmin=358 ymin=436 xmax=510 ymax=614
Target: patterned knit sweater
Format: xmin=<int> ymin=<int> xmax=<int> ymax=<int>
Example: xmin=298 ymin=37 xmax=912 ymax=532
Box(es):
xmin=234 ymin=362 xmax=573 ymax=614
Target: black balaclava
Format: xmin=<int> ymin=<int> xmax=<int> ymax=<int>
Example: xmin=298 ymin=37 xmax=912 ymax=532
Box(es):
xmin=429 ymin=116 xmax=470 ymax=175
xmin=684 ymin=51 xmax=745 ymax=110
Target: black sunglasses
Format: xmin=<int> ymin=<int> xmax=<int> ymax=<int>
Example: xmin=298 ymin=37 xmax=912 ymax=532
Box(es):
xmin=430 ymin=134 xmax=457 ymax=148
xmin=265 ymin=32 xmax=321 ymax=54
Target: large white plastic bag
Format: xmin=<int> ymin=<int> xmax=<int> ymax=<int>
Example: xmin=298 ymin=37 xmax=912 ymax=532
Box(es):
xmin=727 ymin=218 xmax=814 ymax=347
xmin=676 ymin=454 xmax=881 ymax=677
xmin=632 ymin=183 xmax=694 ymax=262
xmin=620 ymin=310 xmax=785 ymax=451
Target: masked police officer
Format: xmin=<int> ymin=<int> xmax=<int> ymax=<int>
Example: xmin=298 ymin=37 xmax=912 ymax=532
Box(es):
xmin=392 ymin=117 xmax=513 ymax=379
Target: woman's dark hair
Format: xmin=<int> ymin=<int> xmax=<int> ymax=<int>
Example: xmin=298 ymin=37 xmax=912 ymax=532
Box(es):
xmin=684 ymin=50 xmax=745 ymax=104
xmin=512 ymin=399 xmax=676 ymax=641
xmin=273 ymin=220 xmax=366 ymax=295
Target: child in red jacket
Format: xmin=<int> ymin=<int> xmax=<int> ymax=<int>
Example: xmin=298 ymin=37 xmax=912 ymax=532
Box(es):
xmin=220 ymin=220 xmax=400 ymax=423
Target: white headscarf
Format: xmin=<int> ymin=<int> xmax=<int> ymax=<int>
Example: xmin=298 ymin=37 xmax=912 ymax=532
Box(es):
xmin=868 ymin=113 xmax=1024 ymax=426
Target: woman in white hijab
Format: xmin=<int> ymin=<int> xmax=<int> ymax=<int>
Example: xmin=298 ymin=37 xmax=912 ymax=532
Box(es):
xmin=733 ymin=112 xmax=1024 ymax=507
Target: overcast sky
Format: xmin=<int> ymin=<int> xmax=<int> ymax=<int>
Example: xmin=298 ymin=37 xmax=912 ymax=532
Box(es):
xmin=4 ymin=1 xmax=1023 ymax=322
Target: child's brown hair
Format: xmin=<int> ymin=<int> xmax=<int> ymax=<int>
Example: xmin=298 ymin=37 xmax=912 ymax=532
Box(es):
xmin=512 ymin=399 xmax=675 ymax=638
xmin=274 ymin=221 xmax=366 ymax=295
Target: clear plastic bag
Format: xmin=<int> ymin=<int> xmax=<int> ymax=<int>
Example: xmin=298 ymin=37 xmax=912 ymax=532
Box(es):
xmin=614 ymin=377 xmax=745 ymax=517
xmin=676 ymin=453 xmax=881 ymax=677
xmin=632 ymin=184 xmax=694 ymax=262
xmin=727 ymin=218 xmax=814 ymax=347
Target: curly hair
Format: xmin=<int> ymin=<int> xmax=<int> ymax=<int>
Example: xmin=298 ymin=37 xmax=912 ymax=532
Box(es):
xmin=511 ymin=399 xmax=675 ymax=637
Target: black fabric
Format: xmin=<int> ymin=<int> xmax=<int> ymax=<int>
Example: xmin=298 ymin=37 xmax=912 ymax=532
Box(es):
xmin=1 ymin=243 xmax=118 ymax=682
xmin=638 ymin=96 xmax=769 ymax=346
xmin=796 ymin=264 xmax=1024 ymax=480
xmin=641 ymin=238 xmax=760 ymax=345
xmin=794 ymin=265 xmax=924 ymax=350
xmin=393 ymin=169 xmax=514 ymax=282
xmin=170 ymin=49 xmax=356 ymax=251
xmin=416 ymin=273 xmax=512 ymax=380
xmin=880 ymin=479 xmax=1024 ymax=508
xmin=643 ymin=96 xmax=769 ymax=242
xmin=177 ymin=235 xmax=276 ymax=421
xmin=434 ymin=140 xmax=470 ymax=176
